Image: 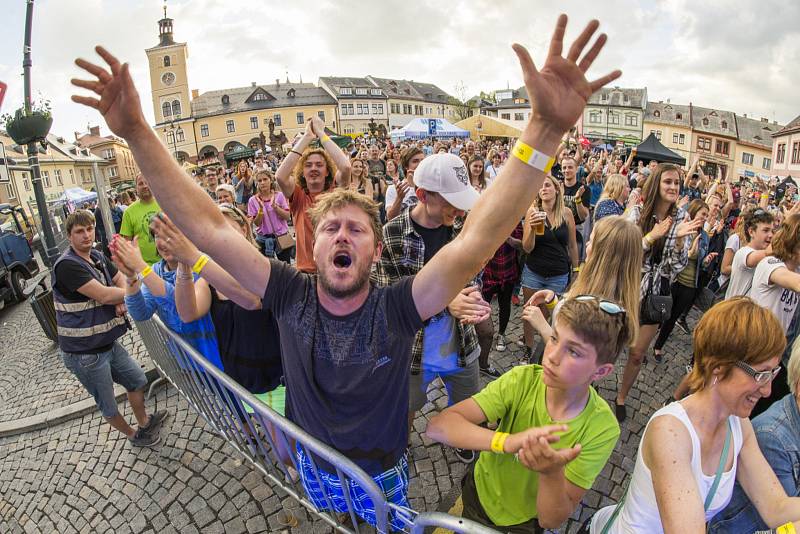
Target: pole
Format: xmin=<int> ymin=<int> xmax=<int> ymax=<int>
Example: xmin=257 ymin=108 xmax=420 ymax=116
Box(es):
xmin=92 ymin=162 xmax=114 ymax=244
xmin=23 ymin=0 xmax=59 ymax=268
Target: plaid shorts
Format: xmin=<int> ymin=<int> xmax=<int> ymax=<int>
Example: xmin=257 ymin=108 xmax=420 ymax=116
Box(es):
xmin=296 ymin=446 xmax=411 ymax=531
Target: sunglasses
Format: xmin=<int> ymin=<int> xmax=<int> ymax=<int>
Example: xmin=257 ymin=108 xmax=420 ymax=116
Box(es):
xmin=573 ymin=295 xmax=627 ymax=318
xmin=734 ymin=360 xmax=781 ymax=385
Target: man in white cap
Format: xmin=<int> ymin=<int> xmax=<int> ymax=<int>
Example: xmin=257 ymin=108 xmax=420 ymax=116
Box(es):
xmin=374 ymin=153 xmax=494 ymax=464
xmin=72 ymin=13 xmax=620 ymax=527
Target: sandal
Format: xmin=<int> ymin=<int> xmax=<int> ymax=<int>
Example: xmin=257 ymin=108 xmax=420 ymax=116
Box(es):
xmin=653 ymin=349 xmax=663 ymax=364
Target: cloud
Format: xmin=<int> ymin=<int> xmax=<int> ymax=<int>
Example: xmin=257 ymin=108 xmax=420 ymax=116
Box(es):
xmin=0 ymin=0 xmax=796 ymax=140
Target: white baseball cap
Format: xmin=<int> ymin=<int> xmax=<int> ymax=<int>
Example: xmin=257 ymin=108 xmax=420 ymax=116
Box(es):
xmin=413 ymin=153 xmax=480 ymax=211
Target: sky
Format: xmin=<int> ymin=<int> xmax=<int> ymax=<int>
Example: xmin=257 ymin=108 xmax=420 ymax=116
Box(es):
xmin=0 ymin=0 xmax=797 ymax=139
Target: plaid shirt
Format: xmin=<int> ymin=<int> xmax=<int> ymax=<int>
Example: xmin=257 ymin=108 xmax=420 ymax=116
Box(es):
xmin=482 ymin=222 xmax=524 ymax=291
xmin=372 ymin=208 xmax=479 ymax=374
xmin=631 ymin=208 xmax=691 ymax=300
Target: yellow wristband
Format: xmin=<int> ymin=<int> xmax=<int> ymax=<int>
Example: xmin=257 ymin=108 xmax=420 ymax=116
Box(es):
xmin=575 ymin=198 xmax=583 ymax=205
xmin=644 ymin=233 xmax=654 ymax=245
xmin=777 ymin=523 xmax=797 ymax=534
xmin=490 ymin=432 xmax=509 ymax=454
xmin=545 ymin=296 xmax=558 ymax=310
xmin=139 ymin=265 xmax=153 ymax=279
xmin=761 ymin=193 xmax=769 ymax=199
xmin=192 ymin=254 xmax=210 ymax=275
xmin=321 ymin=135 xmax=331 ymax=143
xmin=511 ymin=140 xmax=555 ymax=173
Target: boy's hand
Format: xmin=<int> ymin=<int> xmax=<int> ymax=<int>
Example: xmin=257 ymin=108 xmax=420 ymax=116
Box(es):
xmin=504 ymin=424 xmax=566 ymax=454
xmin=518 ymin=433 xmax=582 ymax=475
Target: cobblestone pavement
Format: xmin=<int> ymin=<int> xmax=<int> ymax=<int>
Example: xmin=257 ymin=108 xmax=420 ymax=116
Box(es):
xmin=0 ymin=298 xmax=699 ymax=533
xmin=0 ymin=300 xmax=150 ymax=423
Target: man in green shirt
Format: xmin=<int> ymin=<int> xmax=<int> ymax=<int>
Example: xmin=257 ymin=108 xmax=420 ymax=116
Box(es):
xmin=120 ymin=174 xmax=161 ymax=265
xmin=426 ymin=296 xmax=633 ymax=532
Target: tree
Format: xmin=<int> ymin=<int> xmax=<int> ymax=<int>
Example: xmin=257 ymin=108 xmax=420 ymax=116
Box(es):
xmin=450 ymin=81 xmax=477 ymax=122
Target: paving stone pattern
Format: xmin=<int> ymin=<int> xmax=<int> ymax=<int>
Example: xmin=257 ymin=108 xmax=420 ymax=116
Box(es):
xmin=0 ymin=298 xmax=699 ymax=533
xmin=0 ymin=301 xmax=150 ymax=423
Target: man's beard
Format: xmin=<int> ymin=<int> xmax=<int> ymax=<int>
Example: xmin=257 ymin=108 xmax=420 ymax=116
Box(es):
xmin=317 ymin=261 xmax=371 ymax=300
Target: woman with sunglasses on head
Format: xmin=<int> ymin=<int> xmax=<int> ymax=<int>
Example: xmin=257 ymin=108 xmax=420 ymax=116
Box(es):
xmin=592 ymin=297 xmax=800 ymax=534
xmin=746 ymin=213 xmax=800 ymax=416
xmin=520 ymin=176 xmax=579 ymax=363
xmin=615 ymin=163 xmax=702 ymax=422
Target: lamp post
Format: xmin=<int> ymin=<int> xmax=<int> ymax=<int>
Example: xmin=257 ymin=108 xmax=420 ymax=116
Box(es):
xmin=23 ymin=0 xmax=60 ymax=268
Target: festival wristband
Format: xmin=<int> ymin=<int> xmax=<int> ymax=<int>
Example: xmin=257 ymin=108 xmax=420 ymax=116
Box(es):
xmin=545 ymin=295 xmax=558 ymax=310
xmin=136 ymin=265 xmax=153 ymax=282
xmin=511 ymin=140 xmax=555 ymax=173
xmin=321 ymin=135 xmax=331 ymax=143
xmin=290 ymin=149 xmax=303 ymax=157
xmin=777 ymin=523 xmax=796 ymax=534
xmin=192 ymin=254 xmax=210 ymax=275
xmin=575 ymin=198 xmax=583 ymax=205
xmin=490 ymin=432 xmax=510 ymax=454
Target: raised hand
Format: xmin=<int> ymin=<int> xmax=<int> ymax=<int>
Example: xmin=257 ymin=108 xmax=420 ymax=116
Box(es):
xmin=676 ymin=217 xmax=703 ymax=239
xmin=513 ymin=15 xmax=621 ymax=137
xmin=149 ymin=213 xmax=202 ymax=266
xmin=309 ymin=116 xmax=326 ymax=138
xmin=518 ymin=432 xmax=582 ymax=475
xmin=111 ymin=235 xmax=147 ymax=274
xmin=71 ymin=47 xmax=148 ymax=140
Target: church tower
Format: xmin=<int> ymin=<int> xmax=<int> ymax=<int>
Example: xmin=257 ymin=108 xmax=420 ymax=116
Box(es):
xmin=145 ymin=5 xmax=196 ymax=161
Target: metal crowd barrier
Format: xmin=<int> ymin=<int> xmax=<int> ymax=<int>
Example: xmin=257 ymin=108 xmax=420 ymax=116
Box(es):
xmin=135 ymin=316 xmax=498 ymax=534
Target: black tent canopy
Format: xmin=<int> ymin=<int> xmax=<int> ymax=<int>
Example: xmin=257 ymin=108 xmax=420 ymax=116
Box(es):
xmin=628 ymin=133 xmax=686 ymax=166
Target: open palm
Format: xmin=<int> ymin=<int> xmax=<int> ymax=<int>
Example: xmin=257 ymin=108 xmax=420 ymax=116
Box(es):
xmin=71 ymin=46 xmax=147 ymax=140
xmin=514 ymin=15 xmax=621 ymax=134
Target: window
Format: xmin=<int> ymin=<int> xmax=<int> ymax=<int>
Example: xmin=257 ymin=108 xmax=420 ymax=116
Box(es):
xmin=355 ymin=88 xmax=367 ymax=95
xmin=697 ymin=136 xmax=711 ymax=151
xmin=175 ymin=128 xmax=185 ymax=142
xmin=253 ymin=93 xmax=267 ymax=101
xmin=370 ymin=89 xmax=381 ymax=96
xmin=296 ymin=112 xmax=304 ymax=124
xmin=377 ymin=104 xmax=384 ymax=114
xmin=226 ymin=120 xmax=235 ymax=133
xmin=514 ymin=113 xmax=524 ymax=121
xmin=793 ymin=142 xmax=800 ymax=164
xmin=79 ymin=170 xmax=85 ymax=184
xmin=43 ymin=171 xmax=51 ymax=188
xmin=317 ymin=111 xmax=325 ymax=121
xmin=676 ymin=113 xmax=683 ymax=120
xmin=702 ymin=118 xmax=709 ymax=126
xmin=715 ymin=140 xmax=729 ymax=155
xmin=763 ymin=157 xmax=771 ymax=170
xmin=163 ymin=55 xmax=170 ymax=67
xmin=250 ymin=116 xmax=258 ymax=129
xmin=5 ymin=183 xmax=15 ymax=199
xmin=55 ymin=170 xmax=62 ymax=186
xmin=273 ymin=114 xmax=282 ymax=126
xmin=654 ymin=110 xmax=661 ymax=118
xmin=721 ymin=120 xmax=728 ymax=130
xmin=200 ymin=124 xmax=209 ymax=137
xmin=501 ymin=113 xmax=511 ymax=120
xmin=23 ymin=172 xmax=30 ymax=191
xmin=109 ymin=167 xmax=118 ymax=177
xmin=162 ymin=102 xmax=172 ymax=118
xmin=654 ymin=130 xmax=662 ymax=140
xmin=625 ymin=114 xmax=638 ymax=126
xmin=742 ymin=152 xmax=754 ymax=165
xmin=608 ymin=112 xmax=619 ymax=125
xmin=679 ymin=133 xmax=685 ymax=144
xmin=166 ymin=131 xmax=175 ymax=145
xmin=358 ymin=104 xmax=367 ymax=115
xmin=342 ymin=103 xmax=354 ymax=115
xmin=589 ymin=112 xmax=601 ymax=124
xmin=171 ymin=100 xmax=181 ymax=117
xmin=372 ymin=104 xmax=379 ymax=114
xmin=339 ymin=88 xmax=352 ymax=96
xmin=221 ymin=95 xmax=230 ymax=105
xmin=777 ymin=143 xmax=786 ymax=164
xmin=343 ymin=125 xmax=355 ymax=134
xmin=69 ymin=169 xmax=75 ymax=184
xmin=672 ymin=132 xmax=679 ymax=144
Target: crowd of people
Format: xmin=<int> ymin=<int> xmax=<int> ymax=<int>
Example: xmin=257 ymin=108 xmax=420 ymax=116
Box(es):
xmin=50 ymin=13 xmax=800 ymax=534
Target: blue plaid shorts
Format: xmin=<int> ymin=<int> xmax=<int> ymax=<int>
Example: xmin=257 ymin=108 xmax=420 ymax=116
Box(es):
xmin=296 ymin=446 xmax=411 ymax=531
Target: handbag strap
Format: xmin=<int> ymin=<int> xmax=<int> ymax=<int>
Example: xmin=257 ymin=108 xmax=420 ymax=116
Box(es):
xmin=601 ymin=418 xmax=732 ymax=534
xmin=704 ymin=418 xmax=732 ymax=512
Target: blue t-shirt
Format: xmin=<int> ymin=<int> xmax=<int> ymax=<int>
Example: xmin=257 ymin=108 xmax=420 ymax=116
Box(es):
xmin=264 ymin=260 xmax=423 ymax=474
xmin=588 ymin=181 xmax=604 ymax=207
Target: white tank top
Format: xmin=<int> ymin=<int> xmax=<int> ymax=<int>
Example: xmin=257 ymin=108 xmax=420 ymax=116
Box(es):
xmin=591 ymin=402 xmax=743 ymax=534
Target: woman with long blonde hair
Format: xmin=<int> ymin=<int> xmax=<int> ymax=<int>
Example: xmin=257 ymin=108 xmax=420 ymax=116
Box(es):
xmin=348 ymin=158 xmax=374 ymax=200
xmin=594 ymin=173 xmax=630 ymax=223
xmin=520 ymin=175 xmax=579 ymax=361
xmin=523 ymin=215 xmax=642 ymax=350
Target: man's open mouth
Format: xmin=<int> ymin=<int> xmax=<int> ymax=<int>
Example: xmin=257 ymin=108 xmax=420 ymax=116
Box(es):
xmin=333 ymin=253 xmax=352 ymax=269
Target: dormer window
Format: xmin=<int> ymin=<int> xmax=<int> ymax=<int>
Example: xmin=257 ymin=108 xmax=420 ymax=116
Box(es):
xmin=355 ymin=88 xmax=367 ymax=95
xmin=163 ymin=55 xmax=170 ymax=67
xmin=654 ymin=110 xmax=661 ymax=118
xmin=370 ymin=89 xmax=381 ymax=96
xmin=623 ymin=94 xmax=629 ymax=102
xmin=221 ymin=95 xmax=230 ymax=105
xmin=721 ymin=120 xmax=728 ymax=129
xmin=702 ymin=118 xmax=709 ymax=126
xmin=287 ymin=88 xmax=296 ymax=98
xmin=339 ymin=87 xmax=352 ymax=96
xmin=253 ymin=93 xmax=267 ymax=101
xmin=404 ymin=88 xmax=411 ymax=95
xmin=676 ymin=113 xmax=682 ymax=120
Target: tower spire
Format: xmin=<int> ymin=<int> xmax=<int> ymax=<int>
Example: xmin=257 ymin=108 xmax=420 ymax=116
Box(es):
xmin=158 ymin=0 xmax=175 ymax=47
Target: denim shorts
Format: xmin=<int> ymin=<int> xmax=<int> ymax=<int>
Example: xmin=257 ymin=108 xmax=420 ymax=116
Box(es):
xmin=255 ymin=233 xmax=277 ymax=258
xmin=61 ymin=341 xmax=147 ymax=418
xmin=520 ymin=266 xmax=569 ymax=295
xmin=409 ymin=358 xmax=480 ymax=413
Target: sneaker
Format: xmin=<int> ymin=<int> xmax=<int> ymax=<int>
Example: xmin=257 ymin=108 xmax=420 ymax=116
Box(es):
xmin=676 ymin=317 xmax=690 ymax=334
xmin=517 ymin=346 xmax=532 ymax=366
xmin=129 ymin=428 xmax=161 ymax=448
xmin=511 ymin=294 xmax=521 ymax=306
xmin=454 ymin=448 xmax=475 ymax=463
xmin=140 ymin=410 xmax=169 ymax=432
xmin=480 ymin=365 xmax=502 ymax=379
xmin=495 ymin=334 xmax=507 ymax=352
xmin=614 ymin=402 xmax=627 ymax=423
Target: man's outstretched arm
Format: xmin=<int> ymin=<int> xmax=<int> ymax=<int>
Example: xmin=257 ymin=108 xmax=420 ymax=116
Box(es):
xmin=413 ymin=15 xmax=621 ymax=320
xmin=71 ymin=47 xmax=270 ymax=297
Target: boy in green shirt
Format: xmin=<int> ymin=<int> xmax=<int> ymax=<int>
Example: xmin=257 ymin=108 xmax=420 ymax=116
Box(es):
xmin=120 ymin=174 xmax=161 ymax=265
xmin=426 ymin=295 xmax=633 ymax=532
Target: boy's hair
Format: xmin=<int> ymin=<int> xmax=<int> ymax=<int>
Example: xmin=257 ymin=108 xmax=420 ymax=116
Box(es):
xmin=788 ymin=337 xmax=800 ymax=395
xmin=770 ymin=213 xmax=800 ymax=261
xmin=294 ymin=148 xmax=337 ymax=192
xmin=688 ymin=297 xmax=785 ymax=391
xmin=556 ymin=297 xmax=633 ymax=365
xmin=307 ymin=189 xmax=383 ymax=246
xmin=66 ymin=209 xmax=96 ymax=234
xmin=399 ymin=146 xmax=423 ymax=173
